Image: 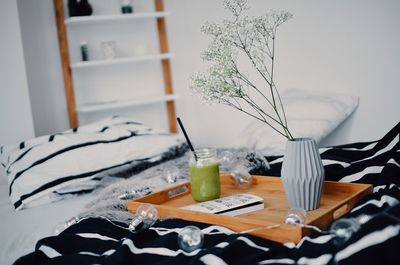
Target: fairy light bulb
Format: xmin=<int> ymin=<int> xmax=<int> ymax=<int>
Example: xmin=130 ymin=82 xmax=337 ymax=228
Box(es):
xmin=330 ymin=218 xmax=360 ymax=246
xmin=129 ymin=203 xmax=158 ymax=231
xmin=163 ymin=165 xmax=181 ymax=183
xmin=285 ymin=208 xmax=307 ymax=225
xmin=231 ymin=164 xmax=253 ymax=189
xmin=137 ymin=203 xmax=158 ymax=226
xmin=177 ymin=225 xmax=204 ymax=252
xmin=53 ymin=216 xmax=79 ymax=235
xmin=218 ymin=151 xmax=254 ymax=189
xmin=219 ymin=150 xmax=235 ymax=172
xmin=118 ymin=187 xmax=152 ymax=200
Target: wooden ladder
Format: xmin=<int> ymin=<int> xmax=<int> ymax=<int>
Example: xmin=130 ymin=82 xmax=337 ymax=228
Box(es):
xmin=53 ymin=0 xmax=177 ymax=133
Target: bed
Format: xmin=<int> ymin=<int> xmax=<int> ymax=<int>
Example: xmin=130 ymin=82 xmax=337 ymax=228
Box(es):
xmin=0 ymin=116 xmax=188 ymax=264
xmin=2 ymin=115 xmax=399 ymax=265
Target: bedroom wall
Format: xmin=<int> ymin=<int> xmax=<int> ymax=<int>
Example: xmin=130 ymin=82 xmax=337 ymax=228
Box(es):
xmin=165 ymin=0 xmax=400 ymax=148
xmin=17 ymin=0 xmax=70 ymax=137
xmin=16 ymin=0 xmax=399 ymax=148
xmin=0 ymin=0 xmax=34 ymax=148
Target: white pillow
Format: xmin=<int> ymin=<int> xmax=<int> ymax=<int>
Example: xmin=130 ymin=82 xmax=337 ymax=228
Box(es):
xmin=234 ymin=89 xmax=359 ymax=155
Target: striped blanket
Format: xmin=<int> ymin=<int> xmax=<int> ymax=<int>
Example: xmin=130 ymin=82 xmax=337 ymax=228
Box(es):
xmin=14 ymin=122 xmax=400 ymax=265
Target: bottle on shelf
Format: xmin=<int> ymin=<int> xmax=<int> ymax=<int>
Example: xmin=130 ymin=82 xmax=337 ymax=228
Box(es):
xmin=77 ymin=0 xmax=93 ymax=16
xmin=67 ymin=0 xmax=79 ymax=17
xmin=101 ymin=41 xmax=117 ymax=60
xmin=120 ymin=0 xmax=133 ymax=14
xmin=80 ymin=41 xmax=89 ymax=61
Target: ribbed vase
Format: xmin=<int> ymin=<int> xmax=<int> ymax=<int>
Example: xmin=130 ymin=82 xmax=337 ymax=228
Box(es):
xmin=281 ymin=138 xmax=325 ymax=211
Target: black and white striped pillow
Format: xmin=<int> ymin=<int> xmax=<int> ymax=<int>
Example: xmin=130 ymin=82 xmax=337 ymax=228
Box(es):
xmin=0 ymin=117 xmax=186 ymax=211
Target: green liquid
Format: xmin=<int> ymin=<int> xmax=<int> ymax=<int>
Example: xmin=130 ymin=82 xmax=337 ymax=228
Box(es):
xmin=189 ymin=162 xmax=221 ymax=202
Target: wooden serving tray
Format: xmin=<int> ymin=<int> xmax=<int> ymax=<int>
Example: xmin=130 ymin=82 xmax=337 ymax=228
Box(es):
xmin=128 ymin=175 xmax=372 ymax=243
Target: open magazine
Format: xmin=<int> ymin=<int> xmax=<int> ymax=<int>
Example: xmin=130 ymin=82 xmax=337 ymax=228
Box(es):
xmin=182 ymin=194 xmax=264 ymax=216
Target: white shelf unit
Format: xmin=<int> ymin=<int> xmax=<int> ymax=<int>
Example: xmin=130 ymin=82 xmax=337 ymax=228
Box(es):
xmin=77 ymin=94 xmax=178 ymax=113
xmin=54 ymin=0 xmax=177 ymax=132
xmin=70 ymin=53 xmax=173 ymax=69
xmin=65 ymin=11 xmax=169 ymax=25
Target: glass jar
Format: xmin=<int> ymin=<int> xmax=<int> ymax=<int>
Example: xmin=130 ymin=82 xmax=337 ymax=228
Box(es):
xmin=189 ymin=148 xmax=221 ymax=202
xmin=101 ymin=40 xmax=117 ymax=60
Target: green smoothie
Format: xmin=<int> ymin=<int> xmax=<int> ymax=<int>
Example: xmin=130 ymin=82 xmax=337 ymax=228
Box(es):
xmin=190 ymin=162 xmax=221 ymax=202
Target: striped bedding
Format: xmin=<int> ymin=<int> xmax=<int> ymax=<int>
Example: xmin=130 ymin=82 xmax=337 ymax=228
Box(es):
xmin=13 ymin=122 xmax=400 ymax=265
xmin=1 ymin=117 xmax=187 ymax=211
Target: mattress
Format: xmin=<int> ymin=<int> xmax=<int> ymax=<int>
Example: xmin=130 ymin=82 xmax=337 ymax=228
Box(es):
xmin=0 ymin=172 xmax=94 ymax=264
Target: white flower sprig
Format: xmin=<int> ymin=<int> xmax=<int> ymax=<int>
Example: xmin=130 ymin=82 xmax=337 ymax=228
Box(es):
xmin=191 ymin=0 xmax=294 ymax=140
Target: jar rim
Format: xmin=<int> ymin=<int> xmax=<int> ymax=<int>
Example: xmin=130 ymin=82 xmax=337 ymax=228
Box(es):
xmin=192 ymin=148 xmax=216 ymax=159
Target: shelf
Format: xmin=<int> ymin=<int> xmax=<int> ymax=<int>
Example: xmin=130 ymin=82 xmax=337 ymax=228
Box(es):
xmin=76 ymin=94 xmax=178 ymax=113
xmin=55 ymin=0 xmax=178 ymax=132
xmin=70 ymin=53 xmax=173 ymax=69
xmin=65 ymin=11 xmax=169 ymax=25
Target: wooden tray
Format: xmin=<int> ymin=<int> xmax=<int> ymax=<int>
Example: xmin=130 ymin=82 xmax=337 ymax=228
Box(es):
xmin=128 ymin=175 xmax=372 ymax=243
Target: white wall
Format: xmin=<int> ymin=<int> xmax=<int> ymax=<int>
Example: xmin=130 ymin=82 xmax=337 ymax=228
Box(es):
xmin=166 ymin=0 xmax=400 ymax=148
xmin=0 ymin=0 xmax=34 ymax=147
xmin=17 ymin=0 xmax=69 ymax=136
xmin=17 ymin=0 xmax=400 ymax=148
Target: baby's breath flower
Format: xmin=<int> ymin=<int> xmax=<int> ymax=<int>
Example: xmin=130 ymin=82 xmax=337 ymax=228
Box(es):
xmin=191 ymin=0 xmax=294 ymax=140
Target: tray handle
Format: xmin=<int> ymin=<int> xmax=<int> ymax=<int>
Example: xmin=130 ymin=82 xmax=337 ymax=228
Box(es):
xmin=167 ymin=184 xmax=190 ymax=199
xmin=309 ymin=184 xmax=373 ymax=231
xmin=330 ymin=184 xmax=373 ymax=222
xmin=135 ymin=182 xmax=191 ymax=204
xmin=333 ymin=202 xmax=351 ymax=220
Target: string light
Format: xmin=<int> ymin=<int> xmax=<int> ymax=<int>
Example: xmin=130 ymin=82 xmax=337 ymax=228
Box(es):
xmin=162 ymin=165 xmax=182 ymax=184
xmin=219 ymin=150 xmax=235 ymax=172
xmin=330 ymin=218 xmax=360 ymax=246
xmin=285 ymin=208 xmax=307 ymax=225
xmin=118 ymin=187 xmax=152 ymax=200
xmin=240 ymin=208 xmax=372 ymax=246
xmin=177 ymin=225 xmax=204 ymax=252
xmin=53 ymin=216 xmax=80 ymax=235
xmin=128 ymin=203 xmax=159 ymax=231
xmin=219 ymin=150 xmax=253 ymax=189
xmin=230 ymin=165 xmax=253 ymax=189
xmin=54 ymin=205 xmax=400 ymax=256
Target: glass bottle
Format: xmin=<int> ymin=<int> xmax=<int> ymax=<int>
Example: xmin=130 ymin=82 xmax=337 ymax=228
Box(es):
xmin=77 ymin=0 xmax=93 ymax=16
xmin=80 ymin=41 xmax=89 ymax=61
xmin=189 ymin=148 xmax=220 ymax=202
xmin=120 ymin=0 xmax=133 ymax=14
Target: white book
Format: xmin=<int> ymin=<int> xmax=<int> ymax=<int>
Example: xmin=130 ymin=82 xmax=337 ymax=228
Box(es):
xmin=182 ymin=194 xmax=264 ymax=216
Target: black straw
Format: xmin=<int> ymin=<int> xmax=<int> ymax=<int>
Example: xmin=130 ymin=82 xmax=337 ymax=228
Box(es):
xmin=177 ymin=117 xmax=198 ymax=161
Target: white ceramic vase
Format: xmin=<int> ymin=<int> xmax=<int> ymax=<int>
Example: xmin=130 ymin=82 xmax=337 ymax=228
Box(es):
xmin=281 ymin=138 xmax=325 ymax=211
